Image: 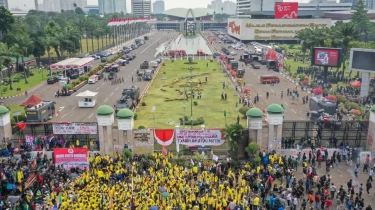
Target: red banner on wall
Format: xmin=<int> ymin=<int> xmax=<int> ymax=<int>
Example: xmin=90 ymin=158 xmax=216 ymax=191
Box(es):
xmin=275 ymin=2 xmax=298 ymax=19
xmin=53 ymin=148 xmax=89 ymax=170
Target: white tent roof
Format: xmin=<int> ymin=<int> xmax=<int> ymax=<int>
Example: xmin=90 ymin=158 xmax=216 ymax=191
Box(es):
xmin=76 ymin=90 xmax=98 ymax=97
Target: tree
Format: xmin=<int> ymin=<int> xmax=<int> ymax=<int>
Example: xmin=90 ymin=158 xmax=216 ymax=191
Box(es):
xmin=13 ymin=34 xmax=34 ymax=84
xmin=45 ymin=20 xmax=62 ymax=57
xmin=75 ymin=7 xmax=85 ymax=15
xmin=225 ymin=123 xmax=244 ymax=160
xmin=0 ymin=7 xmax=15 ymax=39
xmin=29 ymin=31 xmax=46 ymax=62
xmin=245 ymin=142 xmax=259 ymax=158
xmin=0 ymin=43 xmax=20 ymax=90
xmin=351 ymin=0 xmax=370 ymax=41
xmin=239 ymin=106 xmax=250 ymax=118
xmin=40 ymin=36 xmax=59 ymax=75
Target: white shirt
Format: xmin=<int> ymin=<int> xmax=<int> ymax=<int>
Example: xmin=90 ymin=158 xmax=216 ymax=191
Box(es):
xmin=287 ymin=193 xmax=292 ymax=200
xmin=293 ymin=197 xmax=298 ymax=205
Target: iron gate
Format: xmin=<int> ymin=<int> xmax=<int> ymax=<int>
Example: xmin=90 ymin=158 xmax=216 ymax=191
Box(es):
xmin=282 ymin=120 xmax=368 ymax=148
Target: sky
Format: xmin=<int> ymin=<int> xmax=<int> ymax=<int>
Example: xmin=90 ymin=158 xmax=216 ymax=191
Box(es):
xmin=9 ymin=0 xmax=223 ymax=11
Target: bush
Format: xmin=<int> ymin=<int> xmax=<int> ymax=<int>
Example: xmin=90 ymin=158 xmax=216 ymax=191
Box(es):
xmin=82 ymin=76 xmax=89 ymax=81
xmin=79 ymin=76 xmax=85 ymax=82
xmin=179 ymin=116 xmax=205 ymax=125
xmin=289 ymin=44 xmax=295 ymax=49
xmin=193 ymin=101 xmax=198 ymax=106
xmin=141 ymin=102 xmax=147 ymax=106
xmin=29 ymin=72 xmax=34 ymax=76
xmin=210 ymin=59 xmax=213 ymax=62
xmin=297 ymin=74 xmax=306 ymax=82
xmin=162 ymin=63 xmax=166 ymax=66
xmin=2 ymin=87 xmax=7 ymax=92
xmin=188 ymin=57 xmax=193 ymax=63
xmin=13 ymin=115 xmax=26 ymax=122
xmin=88 ymin=71 xmax=94 ymax=76
xmin=72 ymin=80 xmax=79 ymax=86
xmin=239 ymin=106 xmax=250 ymax=117
xmin=138 ymin=125 xmax=145 ymax=129
xmin=134 ymin=113 xmax=138 ymax=120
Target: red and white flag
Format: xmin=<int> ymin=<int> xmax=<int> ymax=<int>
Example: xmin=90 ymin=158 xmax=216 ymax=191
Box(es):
xmin=162 ymin=146 xmax=167 ymax=156
xmin=55 ymin=111 xmax=60 ymax=117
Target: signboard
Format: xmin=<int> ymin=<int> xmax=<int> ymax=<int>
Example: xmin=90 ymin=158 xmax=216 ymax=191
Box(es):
xmin=311 ymin=47 xmax=342 ymax=67
xmin=133 ymin=130 xmax=154 ymax=154
xmin=349 ymin=48 xmax=375 ymax=72
xmin=176 ymin=130 xmax=225 ymax=146
xmin=52 ymin=123 xmax=98 ymax=134
xmin=53 ymin=148 xmax=89 ymax=170
xmin=189 ymin=146 xmax=212 ymax=152
xmin=275 ymin=2 xmax=298 ymax=19
xmin=227 ymin=18 xmax=330 ymax=41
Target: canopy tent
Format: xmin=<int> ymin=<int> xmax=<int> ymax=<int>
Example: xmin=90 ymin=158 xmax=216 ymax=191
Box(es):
xmin=350 ymin=80 xmax=361 ymax=88
xmin=76 ymin=90 xmax=98 ymax=97
xmin=20 ymin=95 xmax=43 ymax=106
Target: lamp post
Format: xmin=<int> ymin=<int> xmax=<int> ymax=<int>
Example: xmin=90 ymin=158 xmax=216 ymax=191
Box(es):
xmin=189 ymin=67 xmax=194 ymax=129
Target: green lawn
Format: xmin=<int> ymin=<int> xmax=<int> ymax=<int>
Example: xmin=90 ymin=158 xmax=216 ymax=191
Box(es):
xmin=1 ymin=70 xmax=48 ymax=98
xmin=134 ymin=60 xmax=245 ymax=129
xmin=5 ymin=104 xmax=25 ymax=123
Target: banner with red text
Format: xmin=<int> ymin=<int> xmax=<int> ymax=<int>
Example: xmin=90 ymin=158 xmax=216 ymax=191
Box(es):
xmin=275 ymin=2 xmax=298 ymax=19
xmin=52 ymin=123 xmax=98 ymax=134
xmin=176 ymin=130 xmax=225 ymax=146
xmin=53 ymin=148 xmax=89 ymax=170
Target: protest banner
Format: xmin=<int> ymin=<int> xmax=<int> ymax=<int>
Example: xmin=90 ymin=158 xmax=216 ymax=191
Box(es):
xmin=176 ymin=130 xmax=225 ymax=146
xmin=53 ymin=148 xmax=89 ymax=170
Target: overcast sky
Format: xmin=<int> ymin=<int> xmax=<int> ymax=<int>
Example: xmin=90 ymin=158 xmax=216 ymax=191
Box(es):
xmin=9 ymin=0 xmax=225 ymax=11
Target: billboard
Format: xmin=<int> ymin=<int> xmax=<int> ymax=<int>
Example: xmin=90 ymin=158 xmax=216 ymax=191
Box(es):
xmin=311 ymin=47 xmax=342 ymax=68
xmin=176 ymin=129 xmax=225 ymax=146
xmin=349 ymin=48 xmax=375 ymax=72
xmin=227 ymin=18 xmax=242 ymax=39
xmin=275 ymin=2 xmax=298 ymax=19
xmin=52 ymin=123 xmax=98 ymax=134
xmin=53 ymin=148 xmax=89 ymax=170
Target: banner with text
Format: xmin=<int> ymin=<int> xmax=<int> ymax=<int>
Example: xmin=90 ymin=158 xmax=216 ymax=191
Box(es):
xmin=176 ymin=130 xmax=225 ymax=146
xmin=275 ymin=2 xmax=298 ymax=19
xmin=133 ymin=130 xmax=154 ymax=154
xmin=52 ymin=123 xmax=98 ymax=134
xmin=53 ymin=148 xmax=89 ymax=170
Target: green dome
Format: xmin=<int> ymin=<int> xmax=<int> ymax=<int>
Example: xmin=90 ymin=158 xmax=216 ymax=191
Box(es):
xmin=96 ymin=105 xmax=114 ymax=115
xmin=267 ymin=104 xmax=284 ymax=114
xmin=246 ymin=108 xmax=263 ymax=118
xmin=0 ymin=106 xmax=9 ymax=115
xmin=371 ymin=105 xmax=375 ymax=113
xmin=116 ymin=108 xmax=134 ymax=118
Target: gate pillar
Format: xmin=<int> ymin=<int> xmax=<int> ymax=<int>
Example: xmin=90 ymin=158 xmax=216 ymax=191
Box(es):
xmin=266 ymin=104 xmax=284 ymax=152
xmin=0 ymin=106 xmax=11 ymax=142
xmin=368 ymin=106 xmax=375 ymax=155
xmin=116 ymin=108 xmax=135 ymax=154
xmin=96 ymin=105 xmax=115 ymax=156
xmin=246 ymin=108 xmax=264 ymax=145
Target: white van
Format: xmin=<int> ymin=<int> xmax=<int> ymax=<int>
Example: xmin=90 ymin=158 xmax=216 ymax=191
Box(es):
xmin=88 ymin=75 xmax=98 ymax=84
xmin=255 ymin=48 xmax=262 ymax=55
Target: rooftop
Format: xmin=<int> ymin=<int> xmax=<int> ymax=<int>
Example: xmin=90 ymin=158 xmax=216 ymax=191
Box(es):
xmin=163 ymin=8 xmax=215 ymax=18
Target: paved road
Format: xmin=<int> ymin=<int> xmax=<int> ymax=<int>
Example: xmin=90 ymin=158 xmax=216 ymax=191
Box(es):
xmin=208 ymin=32 xmax=309 ymax=120
xmin=5 ymin=31 xmax=179 ymax=123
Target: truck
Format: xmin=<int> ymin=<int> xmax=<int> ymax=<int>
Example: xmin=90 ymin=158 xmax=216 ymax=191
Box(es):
xmin=116 ymin=95 xmax=136 ymax=110
xmin=144 ymin=36 xmax=149 ymax=40
xmin=117 ymin=86 xmax=140 ymax=109
xmin=309 ymin=96 xmax=337 ymax=118
xmin=140 ymin=60 xmax=149 ymax=69
xmin=143 ymin=70 xmax=153 ymax=81
xmin=240 ymin=54 xmax=250 ymax=62
xmin=267 ymin=60 xmax=278 ymax=71
xmin=230 ymin=60 xmax=239 ymax=70
xmin=112 ymin=64 xmax=120 ymax=72
xmin=25 ymin=101 xmax=56 ymax=122
xmin=104 ymin=64 xmax=112 ymax=72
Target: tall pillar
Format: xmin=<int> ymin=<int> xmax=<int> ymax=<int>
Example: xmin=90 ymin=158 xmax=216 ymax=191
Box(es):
xmin=96 ymin=105 xmax=115 ymax=156
xmin=368 ymin=106 xmax=375 ymax=156
xmin=361 ymin=72 xmax=370 ymax=97
xmin=246 ymin=108 xmax=264 ymax=145
xmin=266 ymin=104 xmax=284 ymax=153
xmin=117 ymin=108 xmax=135 ymax=153
xmin=0 ymin=106 xmax=12 ymax=143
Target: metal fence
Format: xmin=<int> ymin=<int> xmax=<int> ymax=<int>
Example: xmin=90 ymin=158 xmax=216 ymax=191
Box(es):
xmin=282 ymin=120 xmax=368 ymax=148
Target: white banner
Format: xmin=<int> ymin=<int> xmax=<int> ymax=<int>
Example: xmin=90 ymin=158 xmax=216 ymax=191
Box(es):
xmin=52 ymin=123 xmax=98 ymax=134
xmin=176 ymin=130 xmax=225 ymax=146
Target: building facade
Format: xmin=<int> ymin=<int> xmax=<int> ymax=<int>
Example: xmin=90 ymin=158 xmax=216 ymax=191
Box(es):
xmin=132 ymin=0 xmax=151 ymax=17
xmin=152 ymin=0 xmax=165 ymax=14
xmin=0 ymin=0 xmax=8 ymax=10
xmin=223 ymin=1 xmax=236 ymax=15
xmin=227 ymin=18 xmax=331 ymax=41
xmin=98 ymin=0 xmax=127 ymax=14
xmin=41 ymin=0 xmax=87 ymax=12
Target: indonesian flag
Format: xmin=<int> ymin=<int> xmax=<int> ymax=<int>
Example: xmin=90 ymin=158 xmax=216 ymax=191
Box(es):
xmin=55 ymin=111 xmax=60 ymax=117
xmin=126 ymin=18 xmax=130 ymax=25
xmin=1 ymin=171 xmax=6 ymax=180
xmin=162 ymin=146 xmax=167 ymax=156
xmin=107 ymin=19 xmax=114 ymax=26
xmin=131 ymin=18 xmax=135 ymax=24
xmin=116 ymin=19 xmax=121 ymax=26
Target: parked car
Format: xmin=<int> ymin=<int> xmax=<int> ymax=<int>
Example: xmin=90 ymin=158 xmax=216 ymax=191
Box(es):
xmin=47 ymin=77 xmax=58 ymax=84
xmin=57 ymin=74 xmax=65 ymax=80
xmin=90 ymin=55 xmax=100 ymax=59
xmin=101 ymin=57 xmax=107 ymax=62
xmin=95 ymin=72 xmax=104 ymax=80
xmin=230 ymin=51 xmax=237 ymax=56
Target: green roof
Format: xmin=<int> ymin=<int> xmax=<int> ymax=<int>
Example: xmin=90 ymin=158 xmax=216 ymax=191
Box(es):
xmin=246 ymin=108 xmax=263 ymax=118
xmin=116 ymin=108 xmax=134 ymax=119
xmin=371 ymin=105 xmax=375 ymax=113
xmin=0 ymin=106 xmax=9 ymax=115
xmin=162 ymin=8 xmax=215 ymax=18
xmin=267 ymin=104 xmax=284 ymax=114
xmin=96 ymin=105 xmax=114 ymax=115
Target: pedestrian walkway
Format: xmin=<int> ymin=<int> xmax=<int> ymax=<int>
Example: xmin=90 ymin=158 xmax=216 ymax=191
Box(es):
xmin=169 ymin=34 xmax=212 ymax=55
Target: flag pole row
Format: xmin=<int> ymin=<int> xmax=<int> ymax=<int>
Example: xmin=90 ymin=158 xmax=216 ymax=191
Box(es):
xmin=108 ymin=17 xmax=157 ymax=26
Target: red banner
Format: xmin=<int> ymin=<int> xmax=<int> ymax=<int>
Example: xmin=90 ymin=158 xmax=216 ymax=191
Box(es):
xmin=275 ymin=2 xmax=298 ymax=19
xmin=53 ymin=148 xmax=89 ymax=170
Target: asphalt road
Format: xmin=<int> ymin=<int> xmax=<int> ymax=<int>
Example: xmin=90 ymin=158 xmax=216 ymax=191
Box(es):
xmin=5 ymin=31 xmax=178 ymax=123
xmin=208 ymin=32 xmax=309 ymax=120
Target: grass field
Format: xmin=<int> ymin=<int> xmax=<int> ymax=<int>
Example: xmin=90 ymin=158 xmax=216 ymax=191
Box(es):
xmin=1 ymin=70 xmax=48 ymax=97
xmin=134 ymin=60 xmax=245 ymax=129
xmin=41 ymin=38 xmax=115 ymax=57
xmin=5 ymin=104 xmax=25 ymax=123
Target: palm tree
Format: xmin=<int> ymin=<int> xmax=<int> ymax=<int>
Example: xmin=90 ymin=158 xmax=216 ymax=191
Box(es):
xmin=40 ymin=36 xmax=59 ymax=76
xmin=0 ymin=43 xmax=20 ymax=90
xmin=89 ymin=23 xmax=97 ymax=53
xmin=73 ymin=18 xmax=86 ymax=52
xmin=294 ymin=29 xmax=310 ymax=62
xmin=13 ymin=34 xmax=34 ymax=84
xmin=54 ymin=31 xmax=70 ymax=58
xmin=334 ymin=22 xmax=359 ymax=79
xmin=225 ymin=123 xmax=244 ymax=159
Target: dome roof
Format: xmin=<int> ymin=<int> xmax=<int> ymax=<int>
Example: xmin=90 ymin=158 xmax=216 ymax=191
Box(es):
xmin=246 ymin=108 xmax=263 ymax=118
xmin=0 ymin=106 xmax=9 ymax=115
xmin=96 ymin=105 xmax=114 ymax=115
xmin=267 ymin=104 xmax=284 ymax=114
xmin=116 ymin=108 xmax=134 ymax=118
xmin=371 ymin=105 xmax=375 ymax=113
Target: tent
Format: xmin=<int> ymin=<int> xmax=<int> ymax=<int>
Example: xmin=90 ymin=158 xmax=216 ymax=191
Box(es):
xmin=350 ymin=80 xmax=361 ymax=88
xmin=20 ymin=95 xmax=43 ymax=106
xmin=76 ymin=90 xmax=98 ymax=97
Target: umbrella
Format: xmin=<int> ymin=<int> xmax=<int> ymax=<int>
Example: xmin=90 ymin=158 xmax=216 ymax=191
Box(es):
xmin=314 ymin=88 xmax=323 ymax=95
xmin=162 ymin=192 xmax=170 ymax=198
xmin=350 ymin=80 xmax=361 ymax=88
xmin=150 ymin=206 xmax=159 ymax=210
